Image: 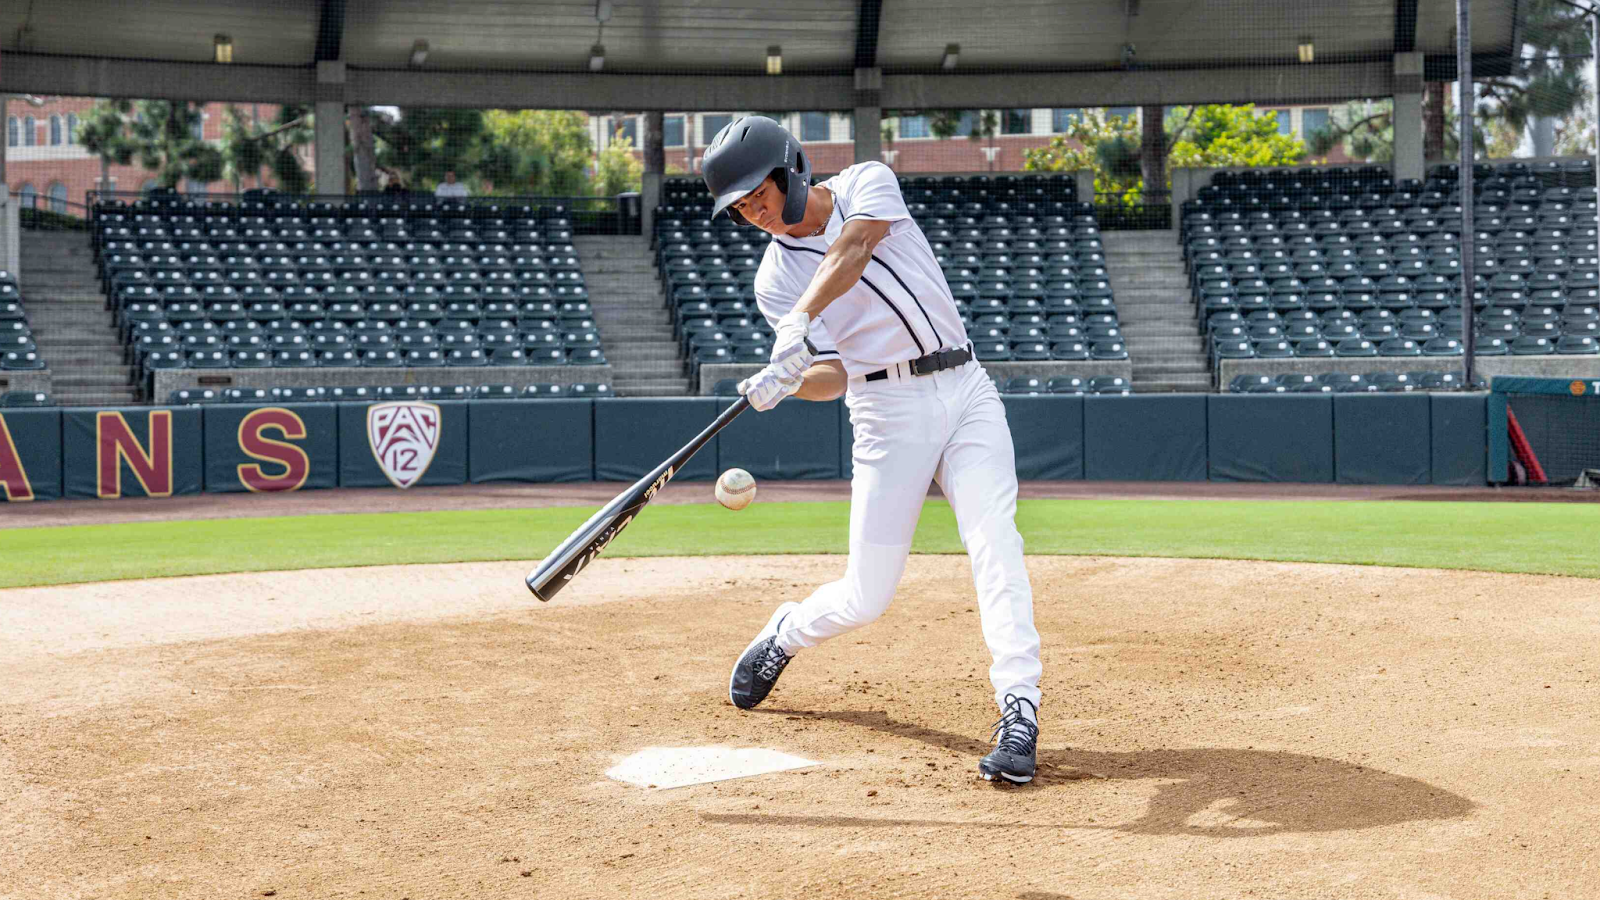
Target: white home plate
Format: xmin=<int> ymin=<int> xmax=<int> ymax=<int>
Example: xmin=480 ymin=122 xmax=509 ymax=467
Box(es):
xmin=606 ymin=746 xmax=817 ymax=790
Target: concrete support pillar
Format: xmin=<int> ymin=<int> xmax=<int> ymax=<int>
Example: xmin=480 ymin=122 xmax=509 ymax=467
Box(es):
xmin=314 ymin=61 xmax=348 ymax=196
xmin=1393 ymin=52 xmax=1426 ymax=183
xmin=853 ymin=67 xmax=883 ymax=166
xmin=1 ymin=96 xmax=8 ymax=190
xmin=641 ymin=171 xmax=662 ymax=236
xmin=1075 ymin=170 xmax=1096 ymax=208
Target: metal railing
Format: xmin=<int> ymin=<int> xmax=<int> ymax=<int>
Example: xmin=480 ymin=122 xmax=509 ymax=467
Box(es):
xmin=15 ymin=194 xmax=92 ymax=231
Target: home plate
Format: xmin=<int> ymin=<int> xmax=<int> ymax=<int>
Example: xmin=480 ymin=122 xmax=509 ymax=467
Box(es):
xmin=606 ymin=746 xmax=818 ymax=790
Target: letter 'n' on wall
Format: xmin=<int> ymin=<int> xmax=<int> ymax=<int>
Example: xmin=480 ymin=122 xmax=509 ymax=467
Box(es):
xmin=97 ymin=410 xmax=173 ymax=499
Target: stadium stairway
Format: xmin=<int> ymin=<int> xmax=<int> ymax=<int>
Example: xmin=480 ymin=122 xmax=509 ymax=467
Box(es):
xmin=575 ymin=235 xmax=692 ymax=397
xmin=19 ymin=231 xmax=139 ymax=406
xmin=1102 ymin=230 xmax=1211 ymax=392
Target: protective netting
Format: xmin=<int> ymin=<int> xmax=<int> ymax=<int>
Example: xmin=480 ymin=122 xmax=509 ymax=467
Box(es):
xmin=1505 ymin=389 xmax=1600 ymax=483
xmin=3 ymin=0 xmax=1598 ymax=401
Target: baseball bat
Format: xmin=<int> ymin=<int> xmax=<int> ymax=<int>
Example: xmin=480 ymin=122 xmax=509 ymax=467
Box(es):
xmin=526 ymin=396 xmax=750 ymax=601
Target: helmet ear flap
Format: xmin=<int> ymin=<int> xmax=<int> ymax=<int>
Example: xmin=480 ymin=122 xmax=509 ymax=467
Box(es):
xmin=780 ymin=148 xmax=810 ymax=226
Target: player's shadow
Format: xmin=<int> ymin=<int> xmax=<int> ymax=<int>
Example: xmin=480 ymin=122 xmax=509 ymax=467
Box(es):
xmin=724 ymin=708 xmax=1473 ymax=837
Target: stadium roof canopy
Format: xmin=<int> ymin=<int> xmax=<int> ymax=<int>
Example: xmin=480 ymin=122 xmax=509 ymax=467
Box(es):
xmin=0 ymin=0 xmax=1523 ymax=111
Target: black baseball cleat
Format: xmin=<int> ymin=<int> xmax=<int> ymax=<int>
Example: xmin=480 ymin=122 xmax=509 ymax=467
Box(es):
xmin=979 ymin=694 xmax=1039 ymax=784
xmin=729 ymin=601 xmax=801 ymax=709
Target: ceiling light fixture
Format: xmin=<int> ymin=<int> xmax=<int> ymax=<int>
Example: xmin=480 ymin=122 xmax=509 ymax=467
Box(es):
xmin=766 ymin=45 xmax=782 ymax=76
xmin=214 ymin=34 xmax=234 ymax=64
xmin=590 ymin=43 xmax=606 ymax=72
xmin=942 ymin=43 xmax=960 ymax=71
xmin=1298 ymin=38 xmax=1314 ymax=64
xmin=410 ymin=39 xmax=429 ymax=67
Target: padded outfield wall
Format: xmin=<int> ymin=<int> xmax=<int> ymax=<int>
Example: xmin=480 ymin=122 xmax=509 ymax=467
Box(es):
xmin=0 ymin=393 xmax=1491 ymax=502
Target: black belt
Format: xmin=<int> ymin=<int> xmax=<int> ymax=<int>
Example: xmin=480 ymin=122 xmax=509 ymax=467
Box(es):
xmin=864 ymin=343 xmax=974 ymax=382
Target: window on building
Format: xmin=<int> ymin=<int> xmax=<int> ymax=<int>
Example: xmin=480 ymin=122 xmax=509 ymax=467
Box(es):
xmin=1052 ymin=109 xmax=1081 ymax=132
xmin=23 ymin=116 xmax=36 ymax=147
xmin=1268 ymin=109 xmax=1291 ymax=135
xmin=50 ymin=115 xmax=62 ymax=146
xmin=191 ymin=114 xmax=205 ymax=141
xmin=954 ymin=111 xmax=976 ymax=136
xmin=1301 ymin=107 xmax=1331 ymax=137
xmin=18 ymin=184 xmax=36 ymax=208
xmin=1003 ymin=109 xmax=1032 ymax=135
xmin=1107 ymin=107 xmax=1136 ymax=123
xmin=899 ymin=114 xmax=930 ymax=139
xmin=849 ymin=114 xmax=855 ymax=140
xmin=612 ymin=116 xmax=638 ymax=148
xmin=184 ymin=178 xmax=209 ymax=195
xmin=1043 ymin=108 xmax=1081 ymax=131
xmin=663 ymin=115 xmax=685 ymax=148
xmin=5 ymin=116 xmax=16 ymax=147
xmin=701 ymin=114 xmax=733 ymax=145
xmin=67 ymin=113 xmax=79 ymax=144
xmin=800 ymin=112 xmax=830 ymax=142
xmin=48 ymin=183 xmax=68 ymax=214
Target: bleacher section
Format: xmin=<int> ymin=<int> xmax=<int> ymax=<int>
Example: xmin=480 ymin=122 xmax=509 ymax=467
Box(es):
xmin=652 ymin=173 xmax=1132 ymax=391
xmin=90 ymin=194 xmax=612 ymax=400
xmin=1182 ymin=161 xmax=1600 ymax=388
xmin=0 ymin=270 xmax=51 ymax=396
xmin=1226 ymin=371 xmax=1480 ymax=393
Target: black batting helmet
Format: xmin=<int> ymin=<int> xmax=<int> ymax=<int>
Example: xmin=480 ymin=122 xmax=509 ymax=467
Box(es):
xmin=702 ymin=116 xmax=812 ymax=227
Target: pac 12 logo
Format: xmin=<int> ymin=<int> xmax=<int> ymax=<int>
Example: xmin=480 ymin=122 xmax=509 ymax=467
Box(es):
xmin=367 ymin=401 xmax=441 ymax=488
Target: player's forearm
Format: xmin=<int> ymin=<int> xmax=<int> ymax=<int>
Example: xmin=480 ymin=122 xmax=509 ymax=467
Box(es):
xmin=794 ymin=360 xmax=847 ymax=401
xmin=793 ymin=240 xmax=873 ymax=321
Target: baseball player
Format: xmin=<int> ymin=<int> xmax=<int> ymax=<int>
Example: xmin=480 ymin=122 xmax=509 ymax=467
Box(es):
xmin=702 ymin=117 xmax=1043 ymax=784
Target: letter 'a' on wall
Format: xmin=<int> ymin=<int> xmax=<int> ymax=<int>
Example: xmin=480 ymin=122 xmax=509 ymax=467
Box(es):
xmin=202 ymin=404 xmax=339 ymax=493
xmin=0 ymin=409 xmax=62 ymax=501
xmin=62 ymin=407 xmax=203 ymax=499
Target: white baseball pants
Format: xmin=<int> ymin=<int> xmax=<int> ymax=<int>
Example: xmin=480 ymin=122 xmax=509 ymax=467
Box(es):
xmin=773 ymin=358 xmax=1042 ymax=713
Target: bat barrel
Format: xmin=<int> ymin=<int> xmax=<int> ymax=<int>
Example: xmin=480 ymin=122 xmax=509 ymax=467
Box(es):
xmin=525 ymin=396 xmax=750 ymax=601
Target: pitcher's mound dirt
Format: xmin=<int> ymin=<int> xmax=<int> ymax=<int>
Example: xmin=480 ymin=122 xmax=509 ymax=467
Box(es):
xmin=3 ymin=555 xmax=1596 ymax=899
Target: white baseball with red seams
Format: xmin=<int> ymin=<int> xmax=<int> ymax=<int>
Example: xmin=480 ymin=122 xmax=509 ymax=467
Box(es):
xmin=750 ymin=161 xmax=1043 ymax=717
xmin=715 ymin=468 xmax=757 ymax=510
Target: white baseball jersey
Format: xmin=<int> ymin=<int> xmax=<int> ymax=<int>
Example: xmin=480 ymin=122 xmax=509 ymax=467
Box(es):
xmin=752 ymin=162 xmax=969 ymax=378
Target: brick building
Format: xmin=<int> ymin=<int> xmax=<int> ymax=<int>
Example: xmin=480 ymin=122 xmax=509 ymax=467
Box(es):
xmin=5 ymin=97 xmax=292 ymax=214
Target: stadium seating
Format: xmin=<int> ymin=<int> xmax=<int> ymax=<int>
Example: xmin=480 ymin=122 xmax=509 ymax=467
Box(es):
xmin=1183 ymin=160 xmax=1600 ymax=381
xmin=654 ymin=173 xmax=1128 ymax=381
xmin=90 ymin=193 xmax=604 ymax=398
xmin=0 ymin=271 xmax=46 ymax=372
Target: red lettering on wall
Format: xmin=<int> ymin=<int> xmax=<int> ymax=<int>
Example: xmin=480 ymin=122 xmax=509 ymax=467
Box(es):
xmin=237 ymin=408 xmax=310 ymax=492
xmin=0 ymin=415 xmax=35 ymax=502
xmin=97 ymin=411 xmax=173 ymax=499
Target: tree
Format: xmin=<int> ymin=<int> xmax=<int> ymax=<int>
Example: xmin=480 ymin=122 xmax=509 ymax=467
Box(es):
xmin=219 ymin=104 xmax=312 ymax=193
xmin=125 ymin=100 xmax=224 ymax=189
xmin=368 ymin=108 xmax=488 ymax=191
xmin=594 ymin=132 xmax=644 ymax=196
xmin=75 ymin=100 xmax=138 ymax=195
xmin=1307 ymin=97 xmax=1487 ymax=163
xmin=479 ymin=110 xmax=593 ymax=195
xmin=1480 ymin=0 xmax=1592 ymax=156
xmin=1023 ymin=105 xmax=1305 ymax=202
xmin=348 ymin=107 xmax=381 ymax=192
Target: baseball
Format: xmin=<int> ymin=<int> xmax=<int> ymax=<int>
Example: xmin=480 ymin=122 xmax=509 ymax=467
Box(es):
xmin=715 ymin=468 xmax=757 ymax=511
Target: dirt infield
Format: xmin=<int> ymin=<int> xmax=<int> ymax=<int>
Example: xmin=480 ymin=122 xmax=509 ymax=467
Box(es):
xmin=3 ymin=554 xmax=1597 ymax=899
xmin=4 ymin=478 xmax=1592 ymax=529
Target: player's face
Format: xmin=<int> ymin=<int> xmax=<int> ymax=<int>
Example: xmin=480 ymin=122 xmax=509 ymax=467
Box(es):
xmin=728 ymin=176 xmax=784 ymax=234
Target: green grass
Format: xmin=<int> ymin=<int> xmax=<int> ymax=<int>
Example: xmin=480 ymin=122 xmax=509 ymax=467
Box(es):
xmin=3 ymin=498 xmax=1597 ymax=589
